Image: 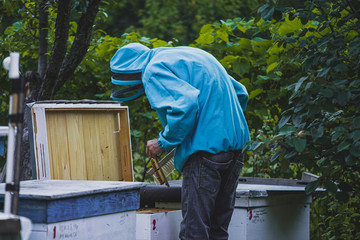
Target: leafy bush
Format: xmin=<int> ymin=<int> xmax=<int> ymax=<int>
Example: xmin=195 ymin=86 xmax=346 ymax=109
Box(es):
xmin=254 ymin=0 xmax=360 ymax=238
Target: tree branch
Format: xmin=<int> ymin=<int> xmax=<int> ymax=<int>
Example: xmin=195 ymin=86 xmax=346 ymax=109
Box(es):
xmin=38 ymin=0 xmax=48 ymax=79
xmin=51 ymin=0 xmax=101 ymax=97
xmin=39 ymin=0 xmax=72 ymax=100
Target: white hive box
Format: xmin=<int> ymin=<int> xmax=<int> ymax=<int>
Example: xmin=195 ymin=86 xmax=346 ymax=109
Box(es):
xmin=228 ymin=182 xmax=312 ymax=240
xmin=137 ymin=178 xmax=313 ymax=240
xmin=136 ymin=209 xmax=182 ymax=240
xmin=0 ymin=180 xmax=144 ymax=240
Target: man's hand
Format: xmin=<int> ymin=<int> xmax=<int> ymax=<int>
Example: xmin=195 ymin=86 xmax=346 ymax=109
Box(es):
xmin=146 ymin=138 xmax=164 ymax=159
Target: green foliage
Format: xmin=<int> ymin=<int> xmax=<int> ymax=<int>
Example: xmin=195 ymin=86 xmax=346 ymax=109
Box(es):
xmin=191 ymin=17 xmax=302 ymax=130
xmin=99 ymin=0 xmax=266 ymax=44
xmin=253 ymin=0 xmax=360 ymax=238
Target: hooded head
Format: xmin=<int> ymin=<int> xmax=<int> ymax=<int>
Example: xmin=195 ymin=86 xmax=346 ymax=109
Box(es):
xmin=110 ymin=43 xmax=151 ymax=101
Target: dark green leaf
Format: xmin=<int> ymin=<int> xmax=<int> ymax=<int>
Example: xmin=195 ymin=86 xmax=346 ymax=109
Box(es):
xmin=311 ymin=126 xmax=324 ymax=138
xmin=345 ymin=154 xmax=355 ymax=166
xmin=305 ymin=180 xmax=319 ymax=195
xmin=336 ymin=91 xmax=351 ymax=106
xmin=333 ymin=63 xmax=347 ymax=72
xmin=331 ymin=127 xmax=346 ymax=142
xmin=308 ymin=27 xmax=316 ymax=32
xmin=299 ymin=40 xmax=307 ymax=48
xmin=349 ymin=142 xmax=360 ymax=157
xmin=140 ymin=112 xmax=154 ymax=119
xmin=292 ymin=114 xmax=303 ymax=127
xmin=131 ymin=130 xmax=142 ymax=138
xmin=257 ymin=3 xmax=270 ymax=13
xmin=316 ymin=157 xmax=326 ymax=165
xmin=251 ymin=141 xmax=262 ymax=151
xmin=262 ymin=7 xmax=275 ymax=20
xmin=233 ymin=58 xmax=250 ymax=77
xmin=294 ymin=103 xmax=306 ymax=113
xmin=317 ymin=67 xmax=331 ymax=78
xmin=300 ymin=16 xmax=308 ymax=25
xmin=332 ymin=38 xmax=344 ymax=47
xmin=299 ymin=28 xmax=308 ymax=37
xmin=270 ymin=149 xmax=281 ymax=162
xmin=284 ymin=151 xmax=297 ymax=159
xmin=330 ymin=11 xmax=341 ymax=18
xmin=293 ymin=137 xmax=307 ymax=152
xmin=294 ymin=76 xmax=308 ymax=92
xmin=353 ymin=117 xmax=360 ymax=129
xmin=338 ymin=182 xmax=353 ymax=192
xmin=273 ymin=10 xmax=282 ymax=21
xmin=307 ymin=105 xmax=319 ymax=117
xmin=286 ymin=37 xmax=296 ymax=43
xmin=288 ymin=12 xmax=295 ymax=21
xmin=279 ymin=125 xmax=296 ymax=136
xmin=335 ymin=191 xmax=349 ymax=202
xmin=278 ymin=114 xmax=291 ymax=129
xmin=337 ymin=140 xmax=351 ymax=152
xmin=324 ymin=180 xmax=338 ymax=194
xmin=350 ymin=130 xmax=360 ymax=142
xmin=320 ymin=88 xmax=333 ymax=98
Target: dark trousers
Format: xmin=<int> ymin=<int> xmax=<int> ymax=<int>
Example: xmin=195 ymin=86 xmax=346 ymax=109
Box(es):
xmin=179 ymin=150 xmax=244 ymax=240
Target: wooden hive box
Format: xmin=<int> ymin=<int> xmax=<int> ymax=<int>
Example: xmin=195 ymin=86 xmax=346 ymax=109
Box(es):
xmin=0 ymin=180 xmax=145 ymax=240
xmin=27 ymin=101 xmax=133 ymax=181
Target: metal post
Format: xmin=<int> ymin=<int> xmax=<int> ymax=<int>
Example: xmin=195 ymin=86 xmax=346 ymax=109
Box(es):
xmin=3 ymin=52 xmax=25 ymax=215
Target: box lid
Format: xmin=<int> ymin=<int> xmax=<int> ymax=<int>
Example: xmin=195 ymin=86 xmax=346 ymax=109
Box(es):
xmin=0 ymin=180 xmax=144 ymax=200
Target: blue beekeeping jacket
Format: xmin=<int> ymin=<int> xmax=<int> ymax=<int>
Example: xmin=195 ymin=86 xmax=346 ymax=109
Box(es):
xmin=110 ymin=43 xmax=250 ymax=172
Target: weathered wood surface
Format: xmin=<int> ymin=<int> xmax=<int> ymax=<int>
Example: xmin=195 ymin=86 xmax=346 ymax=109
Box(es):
xmin=0 ymin=180 xmax=144 ymax=199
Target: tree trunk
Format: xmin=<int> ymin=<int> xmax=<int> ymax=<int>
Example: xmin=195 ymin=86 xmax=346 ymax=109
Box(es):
xmin=38 ymin=0 xmax=72 ymax=100
xmin=19 ymin=0 xmax=101 ymax=180
xmin=20 ymin=72 xmax=42 ymax=180
xmin=38 ymin=0 xmax=48 ymax=79
xmin=18 ymin=0 xmax=49 ymax=180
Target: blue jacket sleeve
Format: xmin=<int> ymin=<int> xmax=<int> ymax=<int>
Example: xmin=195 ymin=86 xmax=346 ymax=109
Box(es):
xmin=143 ymin=62 xmax=200 ymax=151
xmin=229 ymin=75 xmax=249 ymax=111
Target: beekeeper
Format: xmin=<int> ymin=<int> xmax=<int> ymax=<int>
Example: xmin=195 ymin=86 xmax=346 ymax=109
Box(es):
xmin=110 ymin=43 xmax=250 ymax=240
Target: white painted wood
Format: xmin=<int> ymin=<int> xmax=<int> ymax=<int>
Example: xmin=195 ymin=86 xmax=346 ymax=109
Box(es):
xmin=236 ymin=183 xmax=307 ymax=193
xmin=228 ymin=206 xmax=248 ymax=238
xmin=29 ymin=210 xmax=136 ymax=240
xmin=136 ymin=210 xmax=182 ymax=240
xmin=32 ymin=106 xmax=51 ymax=179
xmin=0 ymin=180 xmax=145 ymax=200
xmin=124 ymin=110 xmax=134 ymax=180
xmin=30 ymin=103 xmax=125 ymax=110
xmin=229 ymin=203 xmax=310 ymax=240
xmin=235 ymin=193 xmax=312 ymax=208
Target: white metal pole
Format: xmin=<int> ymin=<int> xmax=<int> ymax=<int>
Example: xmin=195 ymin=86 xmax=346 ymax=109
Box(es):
xmin=3 ymin=52 xmax=21 ymax=214
xmin=4 ymin=127 xmax=16 ymax=213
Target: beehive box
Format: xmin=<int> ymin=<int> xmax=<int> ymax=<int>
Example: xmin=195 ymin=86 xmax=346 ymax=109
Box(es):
xmin=27 ymin=101 xmax=133 ymax=181
xmin=138 ymin=178 xmax=314 ymax=240
xmin=0 ymin=180 xmax=144 ymax=240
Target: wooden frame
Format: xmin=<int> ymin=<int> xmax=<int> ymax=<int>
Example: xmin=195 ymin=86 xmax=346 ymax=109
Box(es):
xmin=28 ymin=102 xmax=133 ymax=181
